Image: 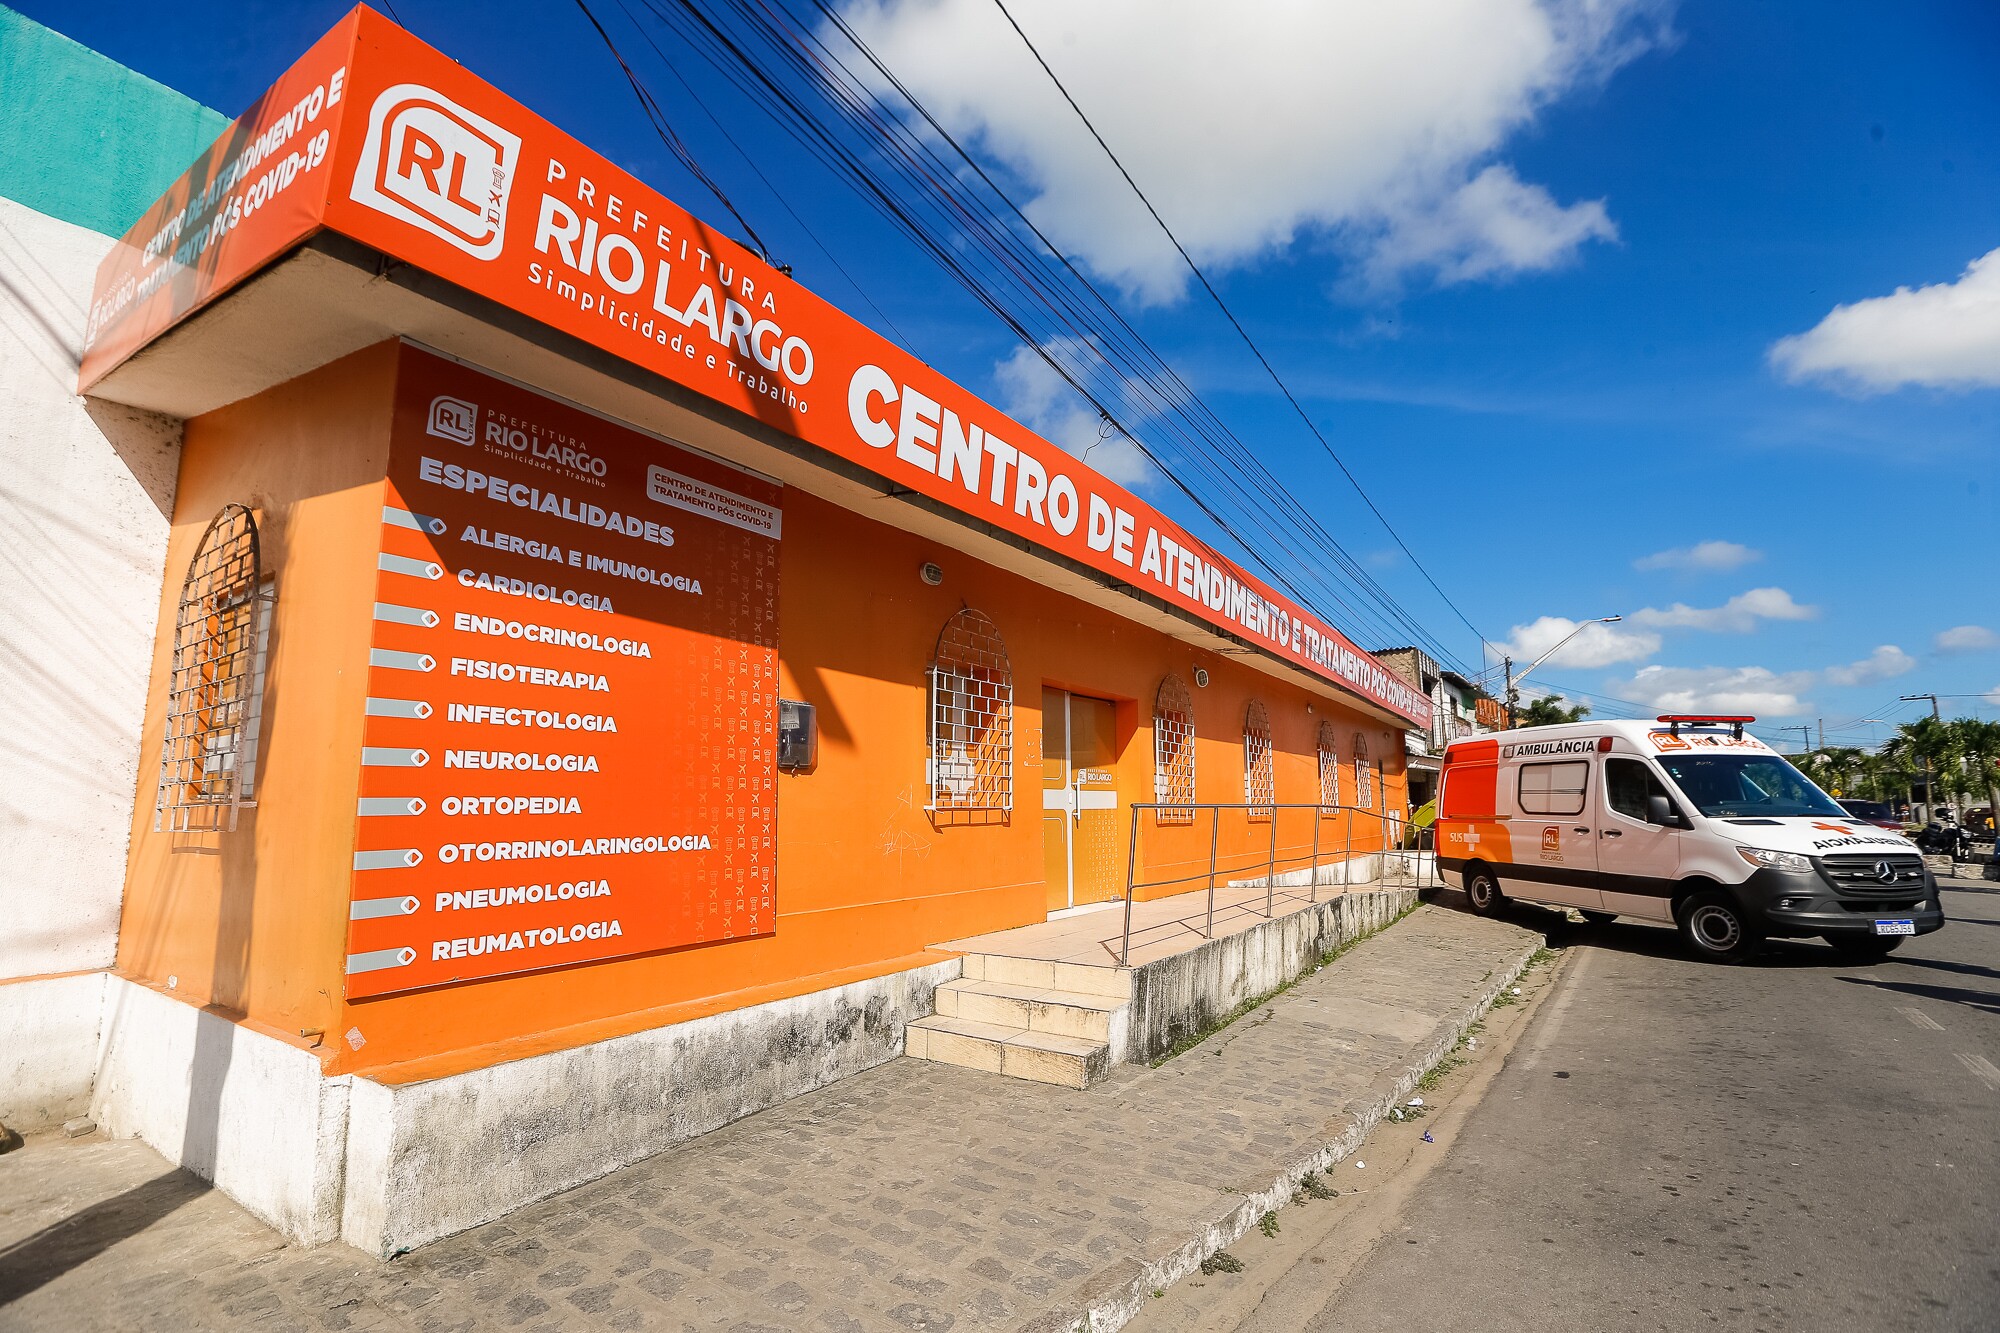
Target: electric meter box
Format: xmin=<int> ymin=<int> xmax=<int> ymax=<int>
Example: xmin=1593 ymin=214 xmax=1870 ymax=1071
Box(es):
xmin=778 ymin=699 xmax=817 ymax=771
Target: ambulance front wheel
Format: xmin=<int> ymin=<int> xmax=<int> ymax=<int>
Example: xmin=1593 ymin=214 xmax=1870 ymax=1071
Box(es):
xmin=1678 ymin=889 xmax=1762 ymax=964
xmin=1465 ymin=867 xmax=1505 ymax=917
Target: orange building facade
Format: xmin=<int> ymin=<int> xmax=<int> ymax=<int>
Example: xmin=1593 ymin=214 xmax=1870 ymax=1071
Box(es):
xmin=66 ymin=7 xmax=1429 ymax=1249
xmin=119 ymin=338 xmax=1412 ymax=1086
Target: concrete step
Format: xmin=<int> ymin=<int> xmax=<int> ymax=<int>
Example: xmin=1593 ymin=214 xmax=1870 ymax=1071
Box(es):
xmin=905 ymin=1015 xmax=1110 ymax=1089
xmin=934 ymin=978 xmax=1124 ymax=1043
xmin=961 ymin=952 xmax=1132 ymax=1000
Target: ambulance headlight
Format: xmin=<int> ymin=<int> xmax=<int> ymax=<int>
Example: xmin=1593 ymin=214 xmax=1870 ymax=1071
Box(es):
xmin=1736 ymin=846 xmax=1812 ymax=874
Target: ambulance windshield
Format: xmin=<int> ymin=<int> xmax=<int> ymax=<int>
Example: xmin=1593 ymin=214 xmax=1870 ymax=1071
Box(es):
xmin=1654 ymin=753 xmax=1846 ymax=819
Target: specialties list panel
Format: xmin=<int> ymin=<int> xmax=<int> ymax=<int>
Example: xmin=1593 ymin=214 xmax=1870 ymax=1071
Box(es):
xmin=344 ymin=345 xmax=781 ymax=997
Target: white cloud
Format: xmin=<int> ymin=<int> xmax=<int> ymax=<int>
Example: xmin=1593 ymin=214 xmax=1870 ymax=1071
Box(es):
xmin=1633 ymin=540 xmax=1761 ymax=573
xmin=992 ymin=339 xmax=1154 ymax=487
xmin=1824 ymin=644 xmax=1916 ymax=687
xmin=1629 ymin=587 xmax=1817 ymax=634
xmin=1499 ymin=615 xmax=1660 ymax=670
xmin=1769 ymin=246 xmax=2000 ymax=392
xmin=1616 ymin=665 xmax=1814 ymax=718
xmin=1357 ymin=164 xmax=1616 ymax=288
xmin=840 ymin=0 xmax=1662 ymax=301
xmin=1935 ymin=625 xmax=1999 ymax=654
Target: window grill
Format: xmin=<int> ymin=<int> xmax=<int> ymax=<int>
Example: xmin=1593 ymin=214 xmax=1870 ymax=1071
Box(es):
xmin=1317 ymin=720 xmax=1341 ymax=808
xmin=927 ymin=608 xmax=1013 ymax=817
xmin=156 ymin=504 xmax=273 ymax=833
xmin=1354 ymin=733 xmax=1374 ymax=810
xmin=1152 ymin=673 xmax=1195 ymax=824
xmin=1243 ymin=698 xmax=1274 ymax=820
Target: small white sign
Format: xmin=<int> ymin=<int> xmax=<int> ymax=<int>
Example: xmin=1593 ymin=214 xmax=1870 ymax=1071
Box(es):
xmin=646 ymin=464 xmax=781 ymax=539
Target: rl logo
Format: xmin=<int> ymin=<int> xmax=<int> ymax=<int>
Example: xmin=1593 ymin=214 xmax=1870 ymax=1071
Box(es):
xmin=426 ymin=395 xmax=477 ymax=444
xmin=350 ymin=84 xmax=520 ymax=259
xmin=1542 ymin=826 xmax=1561 ymax=852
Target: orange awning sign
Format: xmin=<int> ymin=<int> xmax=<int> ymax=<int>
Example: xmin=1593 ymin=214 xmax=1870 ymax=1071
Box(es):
xmin=83 ymin=6 xmax=1430 ymax=728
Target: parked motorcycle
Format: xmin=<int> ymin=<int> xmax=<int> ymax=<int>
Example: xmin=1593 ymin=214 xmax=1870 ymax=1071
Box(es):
xmin=1915 ymin=820 xmax=1974 ymax=860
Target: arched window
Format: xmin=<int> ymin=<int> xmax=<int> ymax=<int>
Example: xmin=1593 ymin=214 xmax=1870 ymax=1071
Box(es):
xmin=156 ymin=503 xmax=273 ymax=833
xmin=1317 ymin=720 xmax=1341 ymax=808
xmin=1153 ymin=673 xmax=1195 ymax=824
xmin=927 ymin=608 xmax=1013 ymax=817
xmin=1243 ymin=698 xmax=1274 ymax=820
xmin=1353 ymin=733 xmax=1374 ymax=810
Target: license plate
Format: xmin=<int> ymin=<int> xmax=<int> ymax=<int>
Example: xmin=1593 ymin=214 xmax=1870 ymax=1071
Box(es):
xmin=1874 ymin=919 xmax=1915 ymax=936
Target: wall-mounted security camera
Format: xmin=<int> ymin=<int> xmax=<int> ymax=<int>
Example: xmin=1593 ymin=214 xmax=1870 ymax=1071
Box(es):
xmin=919 ymin=561 xmax=944 ymax=586
xmin=1193 ymin=667 xmax=1211 ymax=688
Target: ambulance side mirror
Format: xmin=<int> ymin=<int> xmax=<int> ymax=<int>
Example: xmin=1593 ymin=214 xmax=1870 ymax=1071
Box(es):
xmin=1646 ymin=794 xmax=1685 ymax=829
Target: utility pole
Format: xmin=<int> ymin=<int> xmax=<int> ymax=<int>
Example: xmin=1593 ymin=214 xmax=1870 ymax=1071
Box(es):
xmin=1782 ymin=724 xmax=1813 ymax=757
xmin=1898 ymin=693 xmax=1944 ymax=820
xmin=1817 ymin=717 xmax=1825 ymax=751
xmin=1501 ymin=615 xmax=1619 ymax=730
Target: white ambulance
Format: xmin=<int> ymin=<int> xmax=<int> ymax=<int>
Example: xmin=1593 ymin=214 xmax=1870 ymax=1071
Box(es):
xmin=1434 ymin=715 xmax=1943 ymax=963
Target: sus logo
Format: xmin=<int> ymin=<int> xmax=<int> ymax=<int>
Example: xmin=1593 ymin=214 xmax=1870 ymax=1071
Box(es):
xmin=351 ymin=84 xmax=520 ymax=259
xmin=427 ymin=395 xmax=477 ymax=444
xmin=1541 ymin=826 xmax=1561 ymax=853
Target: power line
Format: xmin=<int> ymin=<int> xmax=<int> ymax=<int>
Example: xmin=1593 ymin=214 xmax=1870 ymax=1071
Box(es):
xmin=986 ymin=0 xmax=1486 ymax=652
xmin=606 ymin=0 xmax=1473 ymax=670
xmin=603 ymin=0 xmax=917 ymax=351
xmin=572 ymin=0 xmax=776 ymax=263
xmin=794 ymin=0 xmax=1453 ymax=657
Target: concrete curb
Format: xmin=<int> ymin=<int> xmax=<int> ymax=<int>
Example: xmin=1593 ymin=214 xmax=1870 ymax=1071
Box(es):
xmin=1056 ymin=926 xmax=1544 ymax=1333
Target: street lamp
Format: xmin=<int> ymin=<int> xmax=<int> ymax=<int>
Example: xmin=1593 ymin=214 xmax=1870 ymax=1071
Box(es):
xmin=1504 ymin=615 xmax=1622 ymax=727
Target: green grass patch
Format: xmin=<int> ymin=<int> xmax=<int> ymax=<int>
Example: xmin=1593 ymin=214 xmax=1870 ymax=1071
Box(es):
xmin=1148 ymin=900 xmax=1418 ymax=1067
xmin=1416 ymin=1053 xmax=1466 ymax=1093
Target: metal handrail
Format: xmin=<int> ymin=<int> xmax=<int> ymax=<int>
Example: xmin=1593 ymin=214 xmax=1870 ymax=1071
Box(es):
xmin=1117 ymin=802 xmax=1429 ymax=965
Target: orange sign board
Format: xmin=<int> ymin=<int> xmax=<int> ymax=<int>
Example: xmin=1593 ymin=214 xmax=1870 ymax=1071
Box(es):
xmin=344 ymin=345 xmax=779 ymax=996
xmin=79 ymin=14 xmax=361 ymax=386
xmin=82 ymin=6 xmax=1429 ymax=729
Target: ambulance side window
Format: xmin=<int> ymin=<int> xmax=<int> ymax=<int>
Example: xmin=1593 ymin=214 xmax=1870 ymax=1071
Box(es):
xmin=1605 ymin=758 xmax=1666 ymax=821
xmin=1518 ymin=761 xmax=1588 ymax=816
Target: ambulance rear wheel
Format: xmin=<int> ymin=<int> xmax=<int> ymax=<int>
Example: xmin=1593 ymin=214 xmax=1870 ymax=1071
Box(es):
xmin=1465 ymin=867 xmax=1505 ymax=916
xmin=1678 ymin=890 xmax=1761 ymax=964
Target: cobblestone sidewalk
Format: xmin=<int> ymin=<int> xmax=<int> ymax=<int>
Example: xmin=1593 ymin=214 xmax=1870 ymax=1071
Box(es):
xmin=0 ymin=902 xmax=1540 ymax=1333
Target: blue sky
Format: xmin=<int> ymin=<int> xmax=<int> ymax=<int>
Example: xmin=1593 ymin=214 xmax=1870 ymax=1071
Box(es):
xmin=28 ymin=0 xmax=1999 ymax=749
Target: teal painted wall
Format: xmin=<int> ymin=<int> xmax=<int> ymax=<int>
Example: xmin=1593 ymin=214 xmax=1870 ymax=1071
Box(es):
xmin=0 ymin=6 xmax=226 ymax=238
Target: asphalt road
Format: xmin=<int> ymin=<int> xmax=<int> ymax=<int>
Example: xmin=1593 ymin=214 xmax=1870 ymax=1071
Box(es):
xmin=1301 ymin=878 xmax=2000 ymax=1332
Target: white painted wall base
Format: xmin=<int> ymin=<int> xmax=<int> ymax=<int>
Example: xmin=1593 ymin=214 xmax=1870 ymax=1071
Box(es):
xmin=91 ymin=976 xmax=351 ymax=1242
xmin=80 ymin=958 xmax=958 ymax=1254
xmin=0 ymin=971 xmax=108 ymax=1130
xmin=1125 ymin=887 xmax=1420 ymax=1063
xmin=340 ymin=958 xmax=958 ymax=1255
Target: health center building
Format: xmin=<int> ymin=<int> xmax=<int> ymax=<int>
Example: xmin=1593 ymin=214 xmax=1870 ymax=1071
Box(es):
xmin=0 ymin=6 xmax=1429 ymax=1253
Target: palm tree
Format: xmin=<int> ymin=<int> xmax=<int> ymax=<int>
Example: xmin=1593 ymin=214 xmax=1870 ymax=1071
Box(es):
xmin=1855 ymin=749 xmax=1901 ymax=802
xmin=1515 ymin=696 xmax=1591 ymax=728
xmin=1889 ymin=718 xmax=1959 ymax=819
xmin=1813 ymin=747 xmax=1868 ymax=797
xmin=1951 ymin=718 xmax=2000 ymax=836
